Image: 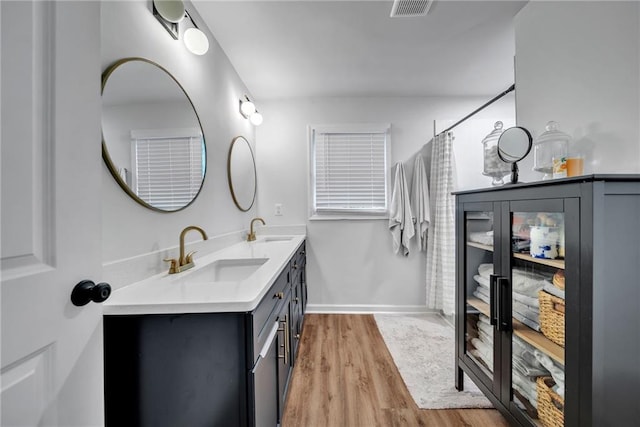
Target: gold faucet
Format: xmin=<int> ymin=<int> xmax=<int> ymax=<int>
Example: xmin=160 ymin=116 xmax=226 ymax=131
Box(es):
xmin=164 ymin=225 xmax=208 ymax=274
xmin=247 ymin=217 xmax=265 ymax=242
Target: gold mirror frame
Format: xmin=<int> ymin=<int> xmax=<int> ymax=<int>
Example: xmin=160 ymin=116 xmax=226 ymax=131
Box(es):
xmin=101 ymin=57 xmax=206 ymax=213
xmin=227 ymin=136 xmax=257 ymax=212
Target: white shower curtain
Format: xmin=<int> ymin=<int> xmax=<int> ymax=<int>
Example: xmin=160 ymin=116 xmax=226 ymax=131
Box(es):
xmin=425 ymin=131 xmax=457 ymax=315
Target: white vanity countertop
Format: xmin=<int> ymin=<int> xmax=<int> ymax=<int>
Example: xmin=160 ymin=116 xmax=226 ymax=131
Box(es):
xmin=103 ymin=235 xmax=306 ymax=315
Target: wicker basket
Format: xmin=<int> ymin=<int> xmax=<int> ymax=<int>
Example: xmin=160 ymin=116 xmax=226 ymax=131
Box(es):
xmin=537 ymin=377 xmax=564 ymax=427
xmin=539 ymin=290 xmax=565 ymax=347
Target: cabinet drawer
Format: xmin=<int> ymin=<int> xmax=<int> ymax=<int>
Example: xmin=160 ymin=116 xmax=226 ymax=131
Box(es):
xmin=250 ymin=268 xmax=289 ymax=365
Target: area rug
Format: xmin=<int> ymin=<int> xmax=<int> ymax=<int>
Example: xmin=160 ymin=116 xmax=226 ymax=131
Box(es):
xmin=374 ymin=313 xmax=493 ymax=409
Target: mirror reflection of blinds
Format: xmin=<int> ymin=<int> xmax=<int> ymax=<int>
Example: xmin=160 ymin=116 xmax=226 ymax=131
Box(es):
xmin=134 ymin=136 xmax=204 ymax=211
xmin=314 ymin=132 xmax=387 ymax=213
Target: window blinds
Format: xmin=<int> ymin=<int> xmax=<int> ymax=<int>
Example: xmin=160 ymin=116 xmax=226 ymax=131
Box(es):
xmin=313 ymin=131 xmax=387 ymax=213
xmin=133 ymin=136 xmax=204 ymax=211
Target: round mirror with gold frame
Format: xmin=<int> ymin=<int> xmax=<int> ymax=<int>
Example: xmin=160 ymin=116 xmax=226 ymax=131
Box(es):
xmin=101 ymin=57 xmax=206 ymax=212
xmin=227 ymin=136 xmax=257 ymax=212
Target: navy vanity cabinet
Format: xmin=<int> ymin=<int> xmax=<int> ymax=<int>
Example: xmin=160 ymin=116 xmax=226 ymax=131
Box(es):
xmin=454 ymin=176 xmax=640 ymax=427
xmin=104 ymin=240 xmax=308 ymax=427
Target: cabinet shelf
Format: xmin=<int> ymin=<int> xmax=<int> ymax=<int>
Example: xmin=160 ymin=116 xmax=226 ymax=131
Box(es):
xmin=467 ymin=242 xmax=494 ymax=251
xmin=466 ymin=242 xmax=565 ymax=270
xmin=466 ymin=297 xmax=564 ymax=365
xmin=513 ymin=253 xmax=565 ymax=270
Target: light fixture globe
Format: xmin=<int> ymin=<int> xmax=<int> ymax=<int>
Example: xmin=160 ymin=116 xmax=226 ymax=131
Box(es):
xmin=250 ymin=112 xmax=263 ymax=126
xmin=184 ymin=28 xmax=209 ymax=55
xmin=240 ymin=100 xmax=256 ymax=117
xmin=154 ymin=0 xmax=186 ymax=23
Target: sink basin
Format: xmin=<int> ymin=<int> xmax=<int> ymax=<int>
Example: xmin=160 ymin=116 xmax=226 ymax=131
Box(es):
xmin=259 ymin=236 xmax=293 ymax=242
xmin=186 ymin=258 xmax=269 ymax=282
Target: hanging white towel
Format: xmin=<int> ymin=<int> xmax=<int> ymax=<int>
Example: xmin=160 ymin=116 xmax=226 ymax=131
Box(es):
xmin=389 ymin=162 xmax=414 ymax=256
xmin=410 ymin=155 xmax=430 ymax=251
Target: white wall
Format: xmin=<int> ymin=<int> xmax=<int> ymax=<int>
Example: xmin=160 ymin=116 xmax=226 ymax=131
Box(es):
xmin=101 ymin=1 xmax=257 ymax=268
xmin=256 ymin=96 xmax=514 ymax=310
xmin=514 ymin=1 xmax=640 ymax=181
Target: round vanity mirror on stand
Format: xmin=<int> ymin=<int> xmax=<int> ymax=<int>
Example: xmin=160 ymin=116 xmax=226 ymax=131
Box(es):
xmin=101 ymin=58 xmax=206 ymax=212
xmin=227 ymin=136 xmax=257 ymax=212
xmin=497 ymin=126 xmax=533 ymax=185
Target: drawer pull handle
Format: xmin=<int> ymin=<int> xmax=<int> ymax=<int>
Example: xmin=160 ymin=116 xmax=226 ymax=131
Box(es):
xmin=274 ymin=292 xmax=284 ymax=299
xmin=278 ymin=316 xmax=289 ymax=365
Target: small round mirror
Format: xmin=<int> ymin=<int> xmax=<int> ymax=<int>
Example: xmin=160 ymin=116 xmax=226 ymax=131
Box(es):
xmin=497 ymin=126 xmax=532 ymax=184
xmin=227 ymin=136 xmax=257 ymax=212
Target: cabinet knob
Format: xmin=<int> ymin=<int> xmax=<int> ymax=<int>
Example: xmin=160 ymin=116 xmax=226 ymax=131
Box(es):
xmin=71 ymin=280 xmax=111 ymax=306
xmin=274 ymin=292 xmax=284 ymax=299
xmin=295 ymin=334 xmax=300 ymax=340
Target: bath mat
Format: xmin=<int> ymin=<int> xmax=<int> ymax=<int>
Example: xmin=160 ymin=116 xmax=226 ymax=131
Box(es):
xmin=374 ymin=313 xmax=493 ymax=409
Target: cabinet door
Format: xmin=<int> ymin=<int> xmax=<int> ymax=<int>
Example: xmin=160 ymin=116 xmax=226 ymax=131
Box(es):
xmin=457 ymin=202 xmax=501 ymax=396
xmin=252 ymin=327 xmax=279 ymax=427
xmin=276 ymin=294 xmax=292 ymax=422
xmin=501 ymin=198 xmax=577 ymax=426
xmin=290 ymin=281 xmax=302 ymax=359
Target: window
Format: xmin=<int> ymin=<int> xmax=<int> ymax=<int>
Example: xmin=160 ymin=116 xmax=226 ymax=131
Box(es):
xmin=131 ymin=128 xmax=205 ymax=211
xmin=310 ymin=124 xmax=390 ymax=218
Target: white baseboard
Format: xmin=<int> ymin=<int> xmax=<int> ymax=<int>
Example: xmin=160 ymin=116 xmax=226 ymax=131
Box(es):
xmin=306 ymin=304 xmax=438 ymax=314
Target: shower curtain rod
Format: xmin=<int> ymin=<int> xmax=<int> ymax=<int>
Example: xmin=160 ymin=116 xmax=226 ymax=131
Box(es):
xmin=436 ymin=84 xmax=515 ymax=136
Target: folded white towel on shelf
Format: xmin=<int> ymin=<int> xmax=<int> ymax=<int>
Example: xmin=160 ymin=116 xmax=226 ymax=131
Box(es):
xmin=478 ymin=263 xmax=493 ymax=279
xmin=513 ymin=301 xmax=540 ymax=323
xmin=513 ymin=336 xmax=549 ymax=378
xmin=543 ymin=281 xmax=566 ymax=300
xmin=512 ymin=371 xmax=539 ymax=409
xmin=469 ymin=231 xmax=493 ymax=246
xmin=389 ymin=162 xmax=414 ymax=256
xmin=471 ymin=338 xmax=493 ymax=366
xmin=513 ymin=292 xmax=540 ymax=308
xmin=475 ymin=284 xmax=490 ymax=299
xmin=513 ymin=311 xmax=540 ymax=331
xmin=410 ymin=155 xmax=430 ymax=252
xmin=478 ymin=314 xmax=491 ymax=325
xmin=473 ymin=290 xmax=490 ymax=305
xmin=474 ymin=274 xmax=490 ymax=289
xmin=477 ymin=320 xmax=493 ymax=342
xmin=534 ymin=350 xmax=565 ymax=380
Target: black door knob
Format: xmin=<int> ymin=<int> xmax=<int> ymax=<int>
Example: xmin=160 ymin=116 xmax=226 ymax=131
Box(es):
xmin=71 ymin=280 xmax=111 ymax=306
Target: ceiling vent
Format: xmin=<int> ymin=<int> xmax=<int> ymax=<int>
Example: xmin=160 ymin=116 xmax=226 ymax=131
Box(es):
xmin=390 ymin=0 xmax=434 ymax=18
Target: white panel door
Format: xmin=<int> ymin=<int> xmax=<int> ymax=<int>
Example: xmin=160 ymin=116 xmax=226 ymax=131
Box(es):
xmin=1 ymin=1 xmax=103 ymax=426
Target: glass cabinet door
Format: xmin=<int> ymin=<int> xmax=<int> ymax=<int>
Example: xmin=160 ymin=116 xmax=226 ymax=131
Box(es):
xmin=463 ymin=210 xmax=497 ymax=387
xmin=508 ymin=210 xmax=566 ymax=426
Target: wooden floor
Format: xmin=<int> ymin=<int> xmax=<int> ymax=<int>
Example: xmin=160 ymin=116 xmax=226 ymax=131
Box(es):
xmin=282 ymin=314 xmax=509 ymax=427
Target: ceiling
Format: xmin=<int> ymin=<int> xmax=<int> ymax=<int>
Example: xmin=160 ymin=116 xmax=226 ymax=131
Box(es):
xmin=192 ymin=0 xmax=527 ymax=100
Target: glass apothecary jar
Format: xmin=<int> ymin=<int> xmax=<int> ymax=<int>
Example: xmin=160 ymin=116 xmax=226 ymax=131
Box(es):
xmin=533 ymin=121 xmax=571 ymax=180
xmin=482 ymin=121 xmax=511 ymax=186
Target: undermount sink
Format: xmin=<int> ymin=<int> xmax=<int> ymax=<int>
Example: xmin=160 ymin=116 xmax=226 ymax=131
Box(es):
xmin=186 ymin=258 xmax=269 ymax=282
xmin=259 ymin=236 xmax=294 ymax=242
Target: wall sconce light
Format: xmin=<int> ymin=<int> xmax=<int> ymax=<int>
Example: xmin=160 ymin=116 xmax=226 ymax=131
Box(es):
xmin=183 ymin=11 xmax=209 ymax=55
xmin=239 ymin=95 xmax=263 ymax=126
xmin=153 ymin=0 xmax=209 ymax=55
xmin=153 ymin=0 xmax=185 ymax=39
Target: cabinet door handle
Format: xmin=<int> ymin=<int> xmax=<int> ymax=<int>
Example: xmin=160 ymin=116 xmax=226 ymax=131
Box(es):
xmin=497 ymin=277 xmax=511 ymax=332
xmin=489 ymin=274 xmax=498 ymax=326
xmin=278 ymin=316 xmax=289 ymax=365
